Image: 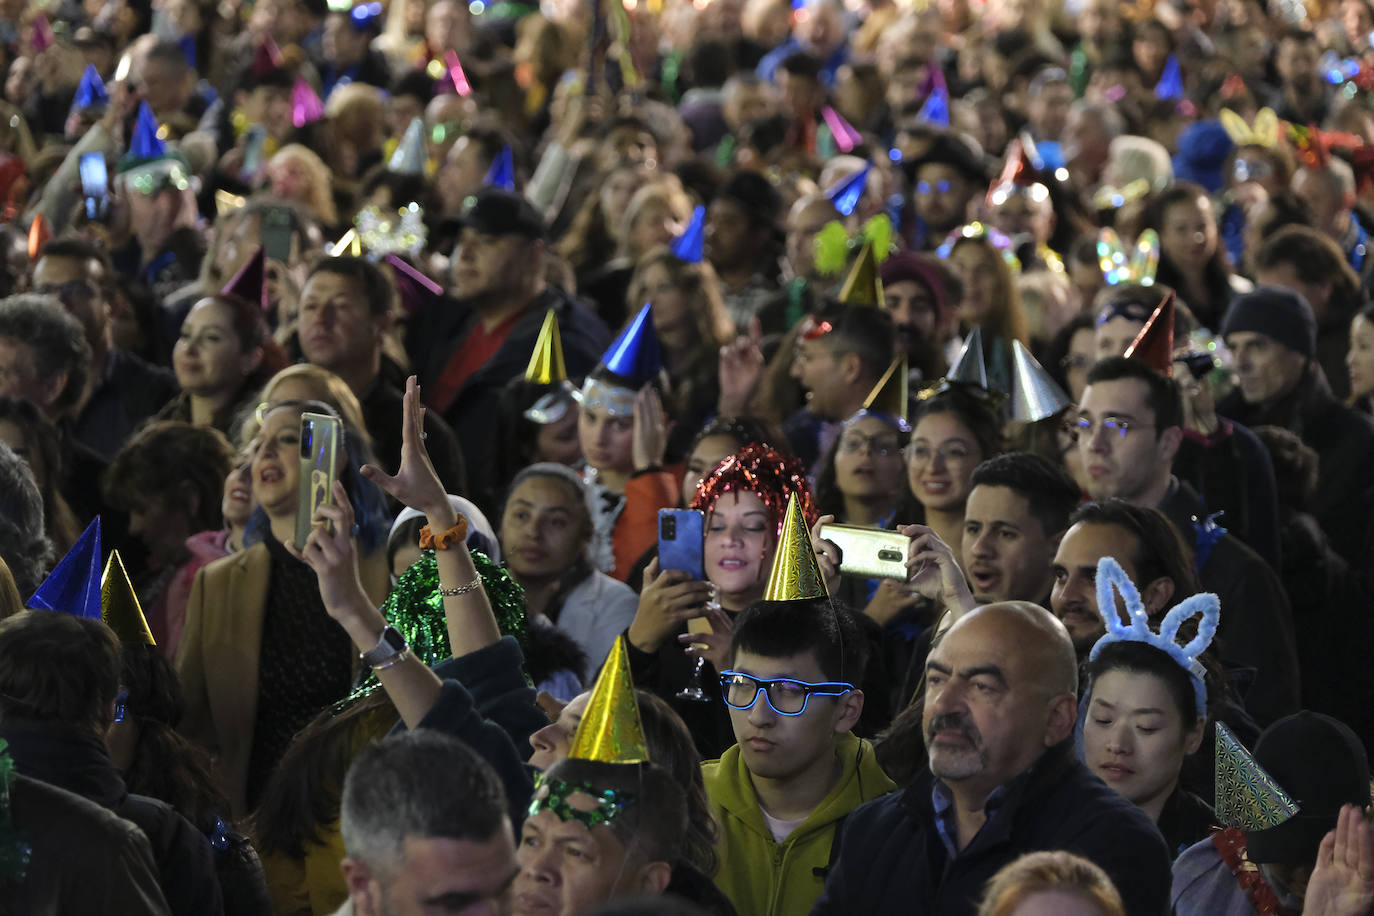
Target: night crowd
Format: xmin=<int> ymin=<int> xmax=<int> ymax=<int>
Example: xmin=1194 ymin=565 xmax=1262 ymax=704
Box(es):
xmin=3 ymin=0 xmax=1374 ymax=912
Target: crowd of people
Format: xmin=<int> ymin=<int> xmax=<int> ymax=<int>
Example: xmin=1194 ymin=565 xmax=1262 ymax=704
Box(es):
xmin=3 ymin=0 xmax=1374 ymax=912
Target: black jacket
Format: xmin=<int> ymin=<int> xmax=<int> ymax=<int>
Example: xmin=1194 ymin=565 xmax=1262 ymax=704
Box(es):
xmin=810 ymin=741 xmax=1172 ymax=916
xmin=1158 ymin=479 xmax=1301 ymax=727
xmin=0 ymin=721 xmax=224 ymax=916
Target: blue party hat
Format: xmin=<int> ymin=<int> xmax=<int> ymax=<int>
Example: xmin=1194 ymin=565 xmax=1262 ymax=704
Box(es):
xmin=129 ymin=102 xmax=167 ymax=162
xmin=917 ymin=86 xmax=949 ymax=128
xmin=1156 ymin=55 xmax=1183 ymax=101
xmin=601 ymin=303 xmax=661 ymax=385
xmin=826 ymin=164 xmax=870 ymax=217
xmin=670 ymin=205 xmax=705 ymax=263
xmin=484 ymin=145 xmax=515 ymax=190
xmin=72 ymin=65 xmax=109 ymax=113
xmin=178 ymin=34 xmax=197 ymax=69
xmin=28 ymin=517 xmax=103 ymax=618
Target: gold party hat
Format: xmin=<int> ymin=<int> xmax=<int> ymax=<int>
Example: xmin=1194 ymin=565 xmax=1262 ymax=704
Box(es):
xmin=524 ymin=310 xmax=567 ymax=384
xmin=1214 ymin=721 xmax=1299 ymax=831
xmin=567 ymin=636 xmax=649 ymax=764
xmin=863 ymin=357 xmax=909 ymax=423
xmin=763 ymin=493 xmax=828 ymax=601
xmin=101 ymin=550 xmax=155 ymax=646
xmin=837 ymin=240 xmax=884 ymax=308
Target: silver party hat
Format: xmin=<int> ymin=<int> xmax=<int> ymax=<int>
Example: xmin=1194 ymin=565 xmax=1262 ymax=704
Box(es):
xmin=947 ymin=326 xmax=989 ymax=389
xmin=1010 ymin=340 xmax=1071 ymax=422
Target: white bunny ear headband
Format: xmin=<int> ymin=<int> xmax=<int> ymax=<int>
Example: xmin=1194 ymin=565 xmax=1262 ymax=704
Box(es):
xmin=1087 ymin=556 xmax=1220 ymax=720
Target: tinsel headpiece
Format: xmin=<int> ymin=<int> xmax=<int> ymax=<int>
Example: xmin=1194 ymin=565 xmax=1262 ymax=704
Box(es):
xmin=936 ymin=222 xmax=1021 ymax=274
xmin=1097 ymin=229 xmax=1159 ymax=287
xmin=690 ymin=443 xmax=815 ymax=539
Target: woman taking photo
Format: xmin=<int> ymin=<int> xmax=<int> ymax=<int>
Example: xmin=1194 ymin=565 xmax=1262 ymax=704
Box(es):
xmin=176 ymin=400 xmax=390 ymax=816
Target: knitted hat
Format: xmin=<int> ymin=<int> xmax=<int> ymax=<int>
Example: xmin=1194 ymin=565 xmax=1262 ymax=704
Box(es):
xmin=879 ymin=251 xmax=948 ymax=317
xmin=1219 ymin=285 xmax=1317 ymax=358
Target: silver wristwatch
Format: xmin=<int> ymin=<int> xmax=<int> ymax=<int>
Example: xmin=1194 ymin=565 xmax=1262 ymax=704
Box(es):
xmin=360 ymin=625 xmax=408 ymax=669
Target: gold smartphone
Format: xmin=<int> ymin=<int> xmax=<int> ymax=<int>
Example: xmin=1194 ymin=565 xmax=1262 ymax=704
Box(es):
xmin=818 ymin=524 xmax=911 ymax=580
xmin=294 ymin=412 xmax=340 ymax=549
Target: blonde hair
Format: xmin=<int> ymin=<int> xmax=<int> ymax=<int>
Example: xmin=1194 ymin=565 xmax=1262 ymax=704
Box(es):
xmin=267 ymin=145 xmax=339 ymax=226
xmin=978 ymin=851 xmax=1126 ymax=916
xmin=250 ymin=364 xmax=371 ymax=448
xmin=617 ymin=180 xmax=693 ymax=261
xmin=951 ymin=235 xmax=1031 ymax=347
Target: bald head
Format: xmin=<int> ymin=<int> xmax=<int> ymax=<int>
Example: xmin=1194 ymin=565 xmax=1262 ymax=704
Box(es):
xmin=951 ymin=602 xmax=1079 ymax=696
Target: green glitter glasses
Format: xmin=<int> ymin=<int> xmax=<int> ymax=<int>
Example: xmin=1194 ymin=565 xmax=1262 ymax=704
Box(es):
xmin=527 ymin=772 xmax=636 ymax=829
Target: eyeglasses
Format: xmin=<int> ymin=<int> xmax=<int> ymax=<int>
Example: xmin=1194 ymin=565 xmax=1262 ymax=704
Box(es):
xmin=837 ymin=432 xmax=902 ymax=456
xmin=719 ymin=670 xmax=854 ymax=716
xmin=1074 ymin=416 xmax=1137 ymax=440
xmin=908 ymin=443 xmax=973 ymax=464
xmin=36 ymin=280 xmax=98 ymax=304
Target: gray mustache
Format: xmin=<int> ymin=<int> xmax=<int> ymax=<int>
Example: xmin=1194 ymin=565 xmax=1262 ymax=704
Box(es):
xmin=927 ymin=713 xmax=981 ymax=746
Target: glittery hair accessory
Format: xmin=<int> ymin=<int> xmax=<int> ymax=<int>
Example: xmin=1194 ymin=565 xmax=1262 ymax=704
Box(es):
xmin=528 ymin=771 xmax=636 ymax=829
xmin=814 ymin=214 xmax=893 ymax=277
xmin=1214 ymin=721 xmax=1299 ymax=831
xmin=1097 ymin=229 xmax=1159 ymax=286
xmin=690 ymin=443 xmax=815 ymax=538
xmin=570 ymin=377 xmax=636 ymax=418
xmin=354 ymin=203 xmax=426 ymax=256
xmin=0 ymin=738 xmax=30 ymax=885
xmin=1087 ymin=556 xmax=1220 ymax=719
xmin=936 ymin=222 xmax=1021 ymax=274
xmin=1220 ymin=108 xmax=1279 ymax=149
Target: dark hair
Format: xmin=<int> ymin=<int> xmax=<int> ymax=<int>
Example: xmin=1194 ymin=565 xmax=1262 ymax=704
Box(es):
xmin=1256 ymin=226 xmax=1362 ymax=320
xmin=341 ymin=731 xmax=510 ymax=870
xmin=0 ymin=397 xmax=78 ymax=558
xmin=1084 ymin=356 xmax=1183 ymax=430
xmin=1251 ymin=190 xmax=1314 ymax=242
xmin=634 ymin=690 xmax=718 ymax=876
xmin=911 ymin=387 xmax=1005 ymax=463
xmin=187 ymin=294 xmax=286 ymax=380
xmin=500 ymin=463 xmax=596 ymax=623
xmin=819 ymin=307 xmax=897 ymax=389
xmin=1043 ymin=313 xmax=1095 ymax=392
xmin=36 ymin=236 xmax=117 ymax=299
xmin=0 ymin=611 xmax=121 ymax=734
xmin=731 ymin=598 xmax=869 ymax=684
xmin=688 ymin=416 xmax=780 ymax=457
xmin=145 ymin=38 xmax=194 ymax=73
xmin=1147 ymin=182 xmax=1235 ymax=325
xmin=0 ymin=294 xmax=91 ymax=416
xmin=103 ymin=421 xmax=235 ymax=535
xmin=779 ymin=51 xmax=823 ymax=81
xmin=118 ymin=643 xmax=231 ymax=832
xmin=686 ymin=37 xmax=733 ymax=90
xmin=1086 ymin=639 xmax=1200 ymax=727
xmin=305 ymin=256 xmax=397 ymax=318
xmin=1067 ymin=499 xmax=1201 ymax=597
xmin=969 ymin=452 xmax=1081 ymax=538
xmin=541 ymin=759 xmax=688 ymax=865
xmin=0 ymin=443 xmax=52 ymax=595
xmin=390 ymin=68 xmax=437 ymax=104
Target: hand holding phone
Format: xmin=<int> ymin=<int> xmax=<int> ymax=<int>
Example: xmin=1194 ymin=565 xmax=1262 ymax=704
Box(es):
xmin=79 ymin=152 xmax=108 ymax=222
xmin=818 ymin=524 xmax=912 ymax=580
xmin=294 ymin=412 xmax=340 ymax=549
xmin=658 ymin=509 xmax=704 ymax=580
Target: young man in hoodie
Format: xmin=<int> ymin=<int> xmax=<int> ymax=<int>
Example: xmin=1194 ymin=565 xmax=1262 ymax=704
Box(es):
xmin=703 ymin=598 xmax=895 ymax=916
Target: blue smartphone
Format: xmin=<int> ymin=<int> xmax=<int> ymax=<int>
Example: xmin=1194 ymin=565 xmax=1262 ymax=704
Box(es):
xmin=79 ymin=152 xmax=108 ymax=221
xmin=658 ymin=509 xmax=704 ymax=580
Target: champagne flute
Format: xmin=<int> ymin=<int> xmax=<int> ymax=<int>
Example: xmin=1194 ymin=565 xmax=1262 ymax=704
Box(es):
xmin=676 ymin=610 xmax=715 ymax=701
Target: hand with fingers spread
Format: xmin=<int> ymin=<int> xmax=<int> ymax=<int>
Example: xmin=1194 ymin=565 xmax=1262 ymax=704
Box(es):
xmin=864 ymin=578 xmax=924 ymax=628
xmin=899 ymin=523 xmax=976 ymax=619
xmin=289 ymin=480 xmax=373 ymax=624
xmin=718 ymin=319 xmax=765 ymax=417
xmin=361 ymin=376 xmax=455 ymax=528
xmin=628 ymin=557 xmax=714 ymax=654
xmin=679 ymin=604 xmax=736 ymax=673
xmin=631 ymin=386 xmax=668 ymax=472
xmin=1305 ymin=804 xmax=1374 ymax=916
xmin=809 ymin=514 xmax=842 ymax=596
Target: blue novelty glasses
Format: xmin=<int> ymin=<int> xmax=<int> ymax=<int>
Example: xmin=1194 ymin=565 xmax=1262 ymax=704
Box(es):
xmin=719 ymin=671 xmax=854 ymax=716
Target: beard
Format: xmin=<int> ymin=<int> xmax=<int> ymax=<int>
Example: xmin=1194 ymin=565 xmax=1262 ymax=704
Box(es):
xmin=924 ymin=712 xmax=988 ymax=781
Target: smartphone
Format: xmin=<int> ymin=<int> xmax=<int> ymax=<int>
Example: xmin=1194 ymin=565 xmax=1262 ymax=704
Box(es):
xmin=79 ymin=152 xmax=108 ymax=221
xmin=294 ymin=412 xmax=340 ymax=549
xmin=241 ymin=125 xmax=267 ymax=181
xmin=261 ymin=205 xmax=296 ymax=262
xmin=658 ymin=509 xmax=704 ymax=580
xmin=819 ymin=524 xmax=911 ymax=580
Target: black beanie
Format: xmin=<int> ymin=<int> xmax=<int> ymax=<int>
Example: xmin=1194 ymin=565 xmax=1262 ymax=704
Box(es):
xmin=1219 ymin=285 xmax=1317 ymax=358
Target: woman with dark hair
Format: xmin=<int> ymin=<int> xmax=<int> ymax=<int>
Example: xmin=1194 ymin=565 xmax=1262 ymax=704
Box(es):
xmin=489 ymin=376 xmax=583 ymax=511
xmin=158 ymin=293 xmax=288 ymax=439
xmin=0 ymin=395 xmax=82 ymax=554
xmin=941 ymin=232 xmax=1031 ymax=393
xmin=109 ymin=643 xmax=272 ymax=916
xmin=102 ymin=421 xmax=237 ymax=654
xmin=0 ymin=441 xmax=52 ymax=597
xmin=903 ymin=387 xmax=1004 ymax=550
xmin=1148 ymin=181 xmax=1252 ymax=328
xmin=176 ymin=400 xmax=392 ymax=816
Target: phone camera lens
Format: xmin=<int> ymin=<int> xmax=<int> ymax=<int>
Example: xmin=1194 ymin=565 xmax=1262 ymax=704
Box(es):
xmin=662 ymin=517 xmax=676 ymax=538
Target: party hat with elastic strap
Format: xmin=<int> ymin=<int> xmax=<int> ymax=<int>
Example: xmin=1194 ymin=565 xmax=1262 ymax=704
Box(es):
xmin=71 ymin=65 xmax=109 ymax=114
xmin=484 ymin=146 xmax=515 ymax=191
xmin=947 ymin=326 xmax=990 ymax=389
xmin=1010 ymin=340 xmax=1071 ymax=422
xmin=388 ymin=118 xmax=427 ymax=175
xmin=670 ymin=205 xmax=705 ymax=264
xmin=917 ymin=85 xmax=949 ymax=128
xmin=222 ymin=247 xmax=268 ymax=310
xmin=837 ymin=240 xmax=884 ymax=308
xmin=525 ymin=310 xmax=568 ymax=384
xmin=291 ymin=77 xmax=325 ymax=128
xmin=763 ymin=493 xmax=828 ymax=602
xmin=1214 ymin=721 xmax=1299 ymax=831
xmin=599 ymin=303 xmax=661 ymax=386
xmin=826 ymin=164 xmax=870 ymax=218
xmin=567 ymin=636 xmax=649 ymax=763
xmin=859 ymin=357 xmax=910 ymax=431
xmin=1123 ymin=292 xmax=1176 ymax=377
xmin=102 ymin=551 xmax=155 ymax=645
xmin=1155 ymin=55 xmax=1184 ymax=101
xmin=252 ymin=35 xmax=286 ymax=78
xmin=29 ymin=518 xmax=102 ymax=618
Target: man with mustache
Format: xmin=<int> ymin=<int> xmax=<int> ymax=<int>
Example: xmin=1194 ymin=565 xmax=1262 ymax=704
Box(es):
xmin=811 ymin=602 xmax=1171 ymax=915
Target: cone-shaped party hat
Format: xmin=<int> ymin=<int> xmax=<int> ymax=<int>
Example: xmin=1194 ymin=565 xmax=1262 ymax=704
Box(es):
xmin=29 ymin=517 xmax=102 ymax=618
xmin=27 ymin=214 xmax=49 ymax=260
xmin=291 ymin=77 xmax=325 ymax=128
xmin=1123 ymin=292 xmax=1176 ymax=376
xmin=388 ymin=118 xmax=427 ymax=175
xmin=222 ymin=247 xmax=268 ymax=310
xmin=444 ymin=49 xmax=473 ymax=96
xmin=525 ymin=310 xmax=568 ymax=384
xmin=384 ymin=254 xmax=443 ymax=314
xmin=252 ymin=35 xmax=285 ymax=78
xmin=1010 ymin=340 xmax=1072 ymax=422
xmin=947 ymin=326 xmax=990 ymax=389
xmin=129 ymin=102 xmax=167 ymax=161
xmin=821 ymin=106 xmax=862 ymax=154
xmin=917 ymin=85 xmax=949 ymax=128
xmin=763 ymin=493 xmax=828 ymax=602
xmin=567 ymin=636 xmax=649 ymax=763
xmin=826 ymin=164 xmax=870 ymax=217
xmin=986 ymin=137 xmax=1044 ymax=206
xmin=862 ymin=357 xmax=910 ymax=429
xmin=1156 ymin=55 xmax=1184 ymax=101
xmin=31 ymin=14 xmax=54 ymax=53
xmin=670 ymin=205 xmax=705 ymax=264
xmin=101 ymin=551 xmax=155 ymax=646
xmin=838 ymin=240 xmax=884 ymax=308
xmin=1214 ymin=721 xmax=1300 ymax=831
xmin=72 ymin=65 xmax=110 ymax=113
xmin=484 ymin=145 xmax=515 ymax=191
xmin=600 ymin=303 xmax=661 ymax=386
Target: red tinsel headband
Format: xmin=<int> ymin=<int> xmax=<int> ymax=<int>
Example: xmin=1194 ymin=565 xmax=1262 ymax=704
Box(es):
xmin=691 ymin=443 xmax=816 ymax=537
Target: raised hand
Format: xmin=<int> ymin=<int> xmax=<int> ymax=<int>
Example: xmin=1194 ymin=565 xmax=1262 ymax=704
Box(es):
xmin=631 ymin=385 xmax=668 ymax=473
xmin=810 ymin=514 xmax=842 ymax=596
xmin=289 ymin=480 xmax=371 ymax=621
xmin=899 ymin=523 xmax=977 ymax=619
xmin=864 ymin=578 xmax=924 ymax=627
xmin=1305 ymin=804 xmax=1374 ymax=916
xmin=718 ymin=318 xmax=764 ymax=417
xmin=361 ymin=376 xmax=455 ymax=527
xmin=628 ymin=558 xmax=713 ymax=654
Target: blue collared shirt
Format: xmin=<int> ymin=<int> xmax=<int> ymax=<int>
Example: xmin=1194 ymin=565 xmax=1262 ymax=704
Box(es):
xmin=930 ymin=779 xmax=1012 ymax=859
